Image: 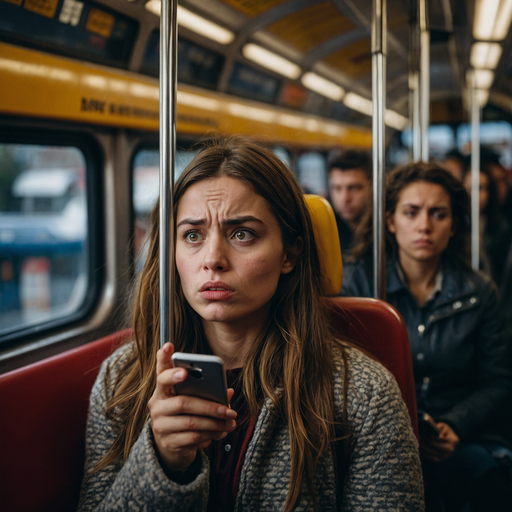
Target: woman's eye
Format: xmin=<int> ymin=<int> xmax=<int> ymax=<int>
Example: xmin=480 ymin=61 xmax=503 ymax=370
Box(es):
xmin=233 ymin=229 xmax=254 ymax=241
xmin=185 ymin=231 xmax=203 ymax=243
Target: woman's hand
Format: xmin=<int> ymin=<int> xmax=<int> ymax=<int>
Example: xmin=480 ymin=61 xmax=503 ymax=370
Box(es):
xmin=420 ymin=422 xmax=460 ymax=462
xmin=148 ymin=342 xmax=237 ymax=473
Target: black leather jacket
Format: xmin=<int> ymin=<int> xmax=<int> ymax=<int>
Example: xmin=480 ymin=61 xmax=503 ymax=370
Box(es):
xmin=341 ymin=254 xmax=512 ymax=447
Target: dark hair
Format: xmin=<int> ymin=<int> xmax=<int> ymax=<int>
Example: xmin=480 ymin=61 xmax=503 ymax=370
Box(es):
xmin=351 ymin=162 xmax=470 ymax=267
xmin=328 ymin=149 xmax=372 ymax=180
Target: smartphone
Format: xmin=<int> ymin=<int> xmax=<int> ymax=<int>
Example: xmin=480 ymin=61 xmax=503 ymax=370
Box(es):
xmin=417 ymin=412 xmax=440 ymax=437
xmin=171 ymin=352 xmax=228 ymax=406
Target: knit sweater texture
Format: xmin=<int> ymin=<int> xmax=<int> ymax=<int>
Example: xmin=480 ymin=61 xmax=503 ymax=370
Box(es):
xmin=78 ymin=344 xmax=424 ymax=511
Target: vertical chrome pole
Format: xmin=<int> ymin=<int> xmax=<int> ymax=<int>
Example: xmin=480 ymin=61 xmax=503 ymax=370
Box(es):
xmin=159 ymin=0 xmax=178 ymax=348
xmin=470 ymin=73 xmax=480 ymax=271
xmin=409 ymin=10 xmax=421 ymax=162
xmin=372 ymin=0 xmax=387 ymax=300
xmin=419 ymin=0 xmax=430 ymax=162
xmin=412 ymin=71 xmax=421 ymax=161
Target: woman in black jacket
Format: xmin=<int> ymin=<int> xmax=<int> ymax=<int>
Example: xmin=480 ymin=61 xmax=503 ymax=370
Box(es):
xmin=342 ymin=162 xmax=512 ymax=511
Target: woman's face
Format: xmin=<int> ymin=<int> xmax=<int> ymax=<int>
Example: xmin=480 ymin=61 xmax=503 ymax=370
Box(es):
xmin=175 ymin=176 xmax=295 ymax=327
xmin=463 ymin=171 xmax=489 ymax=213
xmin=386 ymin=181 xmax=454 ymax=265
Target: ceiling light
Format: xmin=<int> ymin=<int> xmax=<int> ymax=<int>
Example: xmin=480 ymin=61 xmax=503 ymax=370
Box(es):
xmin=473 ymin=0 xmax=512 ymax=40
xmin=470 ymin=42 xmax=502 ymax=68
xmin=343 ymin=92 xmax=373 ymax=116
xmin=242 ymin=44 xmax=301 ymax=79
xmin=494 ymin=0 xmax=512 ymax=38
xmin=477 ymin=89 xmax=489 ymax=106
xmin=474 ymin=69 xmax=495 ymax=88
xmin=144 ymin=2 xmax=235 ymax=45
xmin=385 ymin=110 xmax=409 ymax=131
xmin=301 ymin=72 xmax=344 ymax=101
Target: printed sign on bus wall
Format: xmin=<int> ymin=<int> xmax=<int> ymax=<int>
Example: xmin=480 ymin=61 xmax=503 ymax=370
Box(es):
xmin=24 ymin=0 xmax=59 ymax=18
xmin=86 ymin=8 xmax=114 ymax=38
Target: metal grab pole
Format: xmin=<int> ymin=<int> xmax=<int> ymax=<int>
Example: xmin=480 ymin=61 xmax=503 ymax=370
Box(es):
xmin=419 ymin=0 xmax=430 ymax=162
xmin=409 ymin=8 xmax=421 ymax=162
xmin=159 ymin=0 xmax=178 ymax=348
xmin=372 ymin=0 xmax=387 ymax=300
xmin=470 ymin=74 xmax=480 ymax=271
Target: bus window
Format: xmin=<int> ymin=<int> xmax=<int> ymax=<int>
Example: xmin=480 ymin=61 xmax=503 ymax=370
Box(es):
xmin=0 ymin=143 xmax=88 ymax=338
xmin=296 ymin=152 xmax=327 ymax=197
xmin=272 ymin=146 xmax=293 ymax=171
xmin=132 ymin=147 xmax=198 ymax=272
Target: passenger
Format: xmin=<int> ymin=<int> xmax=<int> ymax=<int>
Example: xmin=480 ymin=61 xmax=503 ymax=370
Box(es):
xmin=327 ymin=149 xmax=371 ymax=255
xmin=462 ymin=164 xmax=510 ymax=284
xmin=78 ymin=137 xmax=424 ymax=511
xmin=441 ymin=149 xmax=466 ymax=181
xmin=342 ymin=162 xmax=512 ymax=511
xmin=483 ymin=151 xmax=512 ymax=226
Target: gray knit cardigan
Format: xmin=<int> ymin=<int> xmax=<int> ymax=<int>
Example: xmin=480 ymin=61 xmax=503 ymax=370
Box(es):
xmin=78 ymin=344 xmax=424 ymax=511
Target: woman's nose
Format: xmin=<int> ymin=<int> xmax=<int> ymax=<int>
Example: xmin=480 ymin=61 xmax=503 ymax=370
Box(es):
xmin=418 ymin=212 xmax=432 ymax=232
xmin=203 ymin=236 xmax=229 ymax=272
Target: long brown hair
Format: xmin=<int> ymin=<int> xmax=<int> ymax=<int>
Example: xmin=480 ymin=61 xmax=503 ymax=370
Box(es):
xmin=93 ymin=136 xmax=349 ymax=511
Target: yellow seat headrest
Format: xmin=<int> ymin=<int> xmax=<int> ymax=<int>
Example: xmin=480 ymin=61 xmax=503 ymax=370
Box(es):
xmin=304 ymin=194 xmax=343 ymax=296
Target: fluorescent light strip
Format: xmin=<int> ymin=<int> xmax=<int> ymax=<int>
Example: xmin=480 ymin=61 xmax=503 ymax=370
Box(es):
xmin=385 ymin=110 xmax=409 ymax=131
xmin=301 ymin=72 xmax=344 ymax=101
xmin=242 ymin=44 xmax=301 ymax=79
xmin=474 ymin=69 xmax=494 ymax=89
xmin=470 ymin=42 xmax=502 ymax=69
xmin=144 ymin=2 xmax=235 ymax=45
xmin=473 ymin=0 xmax=501 ymax=40
xmin=477 ymin=89 xmax=489 ymax=106
xmin=344 ymin=92 xmax=408 ymax=130
xmin=494 ymin=0 xmax=512 ymax=39
xmin=473 ymin=0 xmax=512 ymax=40
xmin=343 ymin=92 xmax=373 ymax=116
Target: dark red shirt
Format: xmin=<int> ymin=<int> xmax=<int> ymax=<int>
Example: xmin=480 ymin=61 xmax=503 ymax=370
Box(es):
xmin=204 ymin=368 xmax=257 ymax=512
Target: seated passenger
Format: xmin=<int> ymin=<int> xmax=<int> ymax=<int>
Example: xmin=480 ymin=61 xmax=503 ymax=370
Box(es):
xmin=78 ymin=137 xmax=424 ymax=511
xmin=342 ymin=162 xmax=512 ymax=511
xmin=327 ymin=149 xmax=372 ymax=255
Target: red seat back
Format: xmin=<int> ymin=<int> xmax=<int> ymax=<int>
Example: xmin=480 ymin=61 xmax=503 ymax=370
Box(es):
xmin=324 ymin=296 xmax=419 ymax=437
xmin=0 ymin=329 xmax=131 ymax=512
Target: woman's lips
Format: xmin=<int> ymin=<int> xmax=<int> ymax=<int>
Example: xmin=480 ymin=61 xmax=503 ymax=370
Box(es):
xmin=199 ymin=282 xmax=235 ymax=300
xmin=414 ymin=239 xmax=433 ymax=246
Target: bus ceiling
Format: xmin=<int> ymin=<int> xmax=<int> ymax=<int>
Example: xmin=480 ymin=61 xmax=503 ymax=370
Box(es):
xmin=1 ymin=0 xmax=512 ymax=129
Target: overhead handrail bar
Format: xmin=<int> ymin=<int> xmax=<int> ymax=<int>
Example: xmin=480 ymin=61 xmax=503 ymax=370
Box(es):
xmin=159 ymin=0 xmax=178 ymax=348
xmin=372 ymin=0 xmax=387 ymax=300
xmin=470 ymin=72 xmax=480 ymax=271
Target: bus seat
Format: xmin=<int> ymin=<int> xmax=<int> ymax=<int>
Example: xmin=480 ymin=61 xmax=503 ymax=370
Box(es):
xmin=304 ymin=194 xmax=419 ymax=437
xmin=0 ymin=329 xmax=131 ymax=512
xmin=323 ymin=296 xmax=419 ymax=436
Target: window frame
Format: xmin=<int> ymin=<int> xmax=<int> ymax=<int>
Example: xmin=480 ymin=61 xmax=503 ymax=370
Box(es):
xmin=0 ymin=127 xmax=104 ymax=347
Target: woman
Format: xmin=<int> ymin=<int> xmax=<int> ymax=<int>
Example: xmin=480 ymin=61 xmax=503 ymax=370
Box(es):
xmin=343 ymin=162 xmax=512 ymax=511
xmin=78 ymin=137 xmax=423 ymax=511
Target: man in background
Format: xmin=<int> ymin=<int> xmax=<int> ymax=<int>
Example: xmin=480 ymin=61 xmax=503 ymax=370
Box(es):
xmin=328 ymin=150 xmax=371 ymax=255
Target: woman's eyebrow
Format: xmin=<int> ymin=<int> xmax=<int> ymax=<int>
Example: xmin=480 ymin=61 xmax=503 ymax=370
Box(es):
xmin=177 ymin=218 xmax=205 ymax=227
xmin=176 ymin=216 xmax=263 ymax=227
xmin=224 ymin=216 xmax=263 ymax=225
